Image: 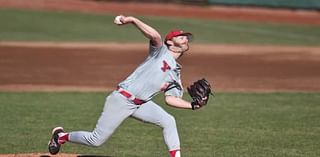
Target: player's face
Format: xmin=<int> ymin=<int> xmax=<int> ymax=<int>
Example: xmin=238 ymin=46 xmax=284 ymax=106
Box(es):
xmin=173 ymin=35 xmax=189 ymax=52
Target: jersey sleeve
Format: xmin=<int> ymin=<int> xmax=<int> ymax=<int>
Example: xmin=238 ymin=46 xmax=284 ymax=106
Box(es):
xmin=164 ymin=72 xmax=183 ymax=98
xmin=164 ymin=84 xmax=183 ymax=98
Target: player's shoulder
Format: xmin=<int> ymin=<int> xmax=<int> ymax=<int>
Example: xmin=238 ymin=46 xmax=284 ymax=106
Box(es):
xmin=149 ymin=42 xmax=168 ymax=57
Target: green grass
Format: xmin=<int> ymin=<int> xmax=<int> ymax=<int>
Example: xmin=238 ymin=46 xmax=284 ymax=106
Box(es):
xmin=0 ymin=92 xmax=319 ymax=157
xmin=0 ymin=9 xmax=320 ymax=45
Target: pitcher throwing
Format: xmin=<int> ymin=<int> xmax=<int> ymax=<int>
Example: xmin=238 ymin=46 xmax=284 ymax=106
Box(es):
xmin=48 ymin=15 xmax=212 ymax=157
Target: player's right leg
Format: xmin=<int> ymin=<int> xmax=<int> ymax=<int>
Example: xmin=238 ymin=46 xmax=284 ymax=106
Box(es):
xmin=48 ymin=91 xmax=137 ymax=154
xmin=48 ymin=127 xmax=68 ymax=155
xmin=69 ymin=91 xmax=136 ymax=146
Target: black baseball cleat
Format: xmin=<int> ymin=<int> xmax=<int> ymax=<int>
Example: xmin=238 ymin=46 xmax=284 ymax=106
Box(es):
xmin=48 ymin=127 xmax=65 ymax=155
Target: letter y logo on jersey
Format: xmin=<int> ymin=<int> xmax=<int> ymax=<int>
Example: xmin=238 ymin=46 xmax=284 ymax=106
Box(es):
xmin=161 ymin=60 xmax=171 ymax=72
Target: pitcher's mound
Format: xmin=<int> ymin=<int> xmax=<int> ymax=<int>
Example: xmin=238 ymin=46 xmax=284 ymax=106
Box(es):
xmin=0 ymin=154 xmax=112 ymax=157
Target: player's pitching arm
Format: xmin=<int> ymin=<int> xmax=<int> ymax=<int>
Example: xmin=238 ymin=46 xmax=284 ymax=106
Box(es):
xmin=114 ymin=15 xmax=162 ymax=48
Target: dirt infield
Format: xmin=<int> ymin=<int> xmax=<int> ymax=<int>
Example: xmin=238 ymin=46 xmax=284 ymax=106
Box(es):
xmin=1 ymin=42 xmax=320 ymax=92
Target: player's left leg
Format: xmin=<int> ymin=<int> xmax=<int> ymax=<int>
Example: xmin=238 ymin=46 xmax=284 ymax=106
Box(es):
xmin=131 ymin=101 xmax=181 ymax=157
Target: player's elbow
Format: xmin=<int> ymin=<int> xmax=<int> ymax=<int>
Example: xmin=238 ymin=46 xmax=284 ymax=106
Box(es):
xmin=151 ymin=33 xmax=161 ymax=41
xmin=150 ymin=34 xmax=162 ymax=47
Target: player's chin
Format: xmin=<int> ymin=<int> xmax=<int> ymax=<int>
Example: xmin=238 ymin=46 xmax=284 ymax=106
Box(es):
xmin=178 ymin=47 xmax=189 ymax=58
xmin=181 ymin=45 xmax=189 ymax=52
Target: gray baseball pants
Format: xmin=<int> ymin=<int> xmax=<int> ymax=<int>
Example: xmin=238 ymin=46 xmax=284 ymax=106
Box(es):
xmin=68 ymin=91 xmax=180 ymax=151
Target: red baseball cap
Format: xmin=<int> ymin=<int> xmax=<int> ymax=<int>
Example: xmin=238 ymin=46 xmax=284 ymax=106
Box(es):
xmin=165 ymin=30 xmax=193 ymax=42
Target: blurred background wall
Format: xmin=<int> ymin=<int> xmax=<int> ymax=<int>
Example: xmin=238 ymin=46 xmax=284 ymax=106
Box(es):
xmin=94 ymin=0 xmax=320 ymax=10
xmin=207 ymin=0 xmax=320 ymax=10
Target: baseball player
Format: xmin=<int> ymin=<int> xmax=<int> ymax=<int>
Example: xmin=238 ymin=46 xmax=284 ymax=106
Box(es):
xmin=48 ymin=15 xmax=211 ymax=157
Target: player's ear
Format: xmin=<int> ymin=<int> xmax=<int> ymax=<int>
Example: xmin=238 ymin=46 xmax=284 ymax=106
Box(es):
xmin=166 ymin=40 xmax=174 ymax=46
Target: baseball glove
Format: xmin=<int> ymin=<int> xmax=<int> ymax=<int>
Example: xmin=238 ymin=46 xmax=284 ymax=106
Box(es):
xmin=187 ymin=78 xmax=213 ymax=110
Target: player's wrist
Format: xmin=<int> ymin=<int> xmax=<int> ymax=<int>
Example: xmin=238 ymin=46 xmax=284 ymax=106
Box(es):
xmin=127 ymin=16 xmax=138 ymax=24
xmin=191 ymin=101 xmax=199 ymax=110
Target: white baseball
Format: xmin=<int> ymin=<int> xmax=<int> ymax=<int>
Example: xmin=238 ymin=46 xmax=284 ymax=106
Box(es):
xmin=114 ymin=16 xmax=123 ymax=25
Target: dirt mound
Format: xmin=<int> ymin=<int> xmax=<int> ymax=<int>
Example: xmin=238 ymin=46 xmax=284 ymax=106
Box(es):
xmin=0 ymin=154 xmax=114 ymax=157
xmin=0 ymin=153 xmax=78 ymax=157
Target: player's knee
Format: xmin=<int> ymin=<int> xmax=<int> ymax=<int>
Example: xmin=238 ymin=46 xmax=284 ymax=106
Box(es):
xmin=87 ymin=132 xmax=108 ymax=147
xmin=88 ymin=137 xmax=106 ymax=147
xmin=163 ymin=114 xmax=176 ymax=128
xmin=90 ymin=141 xmax=104 ymax=147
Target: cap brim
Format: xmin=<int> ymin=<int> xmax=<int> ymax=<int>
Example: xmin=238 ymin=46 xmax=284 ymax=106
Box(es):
xmin=165 ymin=32 xmax=194 ymax=42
